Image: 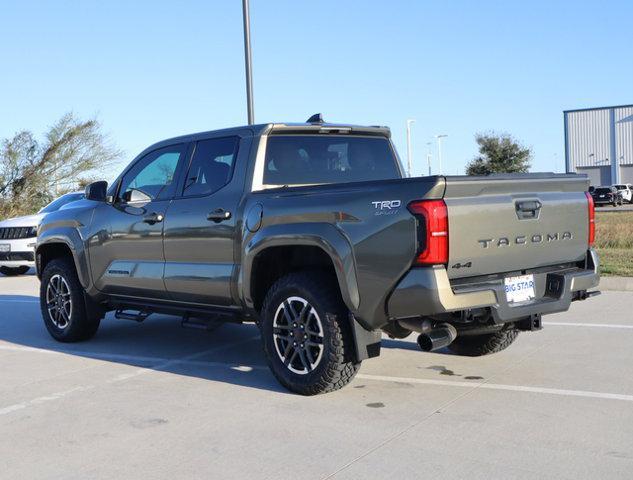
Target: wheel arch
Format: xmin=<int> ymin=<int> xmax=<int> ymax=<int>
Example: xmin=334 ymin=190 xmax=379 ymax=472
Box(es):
xmin=242 ymin=223 xmax=360 ymax=315
xmin=36 ymin=230 xmax=91 ymax=290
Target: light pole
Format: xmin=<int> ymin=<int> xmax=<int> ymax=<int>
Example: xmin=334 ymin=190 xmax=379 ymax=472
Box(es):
xmin=242 ymin=0 xmax=254 ymax=125
xmin=406 ymin=119 xmax=415 ymax=177
xmin=434 ymin=134 xmax=448 ymax=175
xmin=426 ymin=141 xmax=433 ymax=176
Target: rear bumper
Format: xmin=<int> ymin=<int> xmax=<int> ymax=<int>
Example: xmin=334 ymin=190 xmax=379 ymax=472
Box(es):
xmin=387 ymin=249 xmax=600 ymax=323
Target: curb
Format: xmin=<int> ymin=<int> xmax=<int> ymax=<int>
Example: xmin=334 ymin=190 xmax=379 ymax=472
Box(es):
xmin=598 ymin=276 xmax=633 ymax=292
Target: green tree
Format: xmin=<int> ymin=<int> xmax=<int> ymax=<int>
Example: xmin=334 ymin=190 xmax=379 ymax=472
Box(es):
xmin=0 ymin=113 xmax=121 ymax=218
xmin=466 ymin=132 xmax=531 ymax=176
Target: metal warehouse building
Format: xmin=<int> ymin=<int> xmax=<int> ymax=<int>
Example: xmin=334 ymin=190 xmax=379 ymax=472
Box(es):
xmin=564 ymin=104 xmax=633 ymax=186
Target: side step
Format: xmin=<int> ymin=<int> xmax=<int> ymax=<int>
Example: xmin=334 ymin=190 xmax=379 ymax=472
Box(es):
xmin=181 ymin=314 xmax=223 ymax=332
xmin=115 ymin=309 xmax=151 ymax=322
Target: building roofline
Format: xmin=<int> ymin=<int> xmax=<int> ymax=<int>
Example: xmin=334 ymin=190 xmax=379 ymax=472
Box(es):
xmin=564 ymin=103 xmax=633 ymax=114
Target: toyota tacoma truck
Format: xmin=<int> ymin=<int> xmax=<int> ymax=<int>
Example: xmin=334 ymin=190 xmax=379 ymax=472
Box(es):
xmin=36 ymin=116 xmax=600 ymax=395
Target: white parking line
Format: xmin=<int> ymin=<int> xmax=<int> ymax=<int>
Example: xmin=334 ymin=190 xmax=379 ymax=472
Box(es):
xmin=0 ymin=299 xmax=38 ymax=303
xmin=543 ymin=321 xmax=633 ymax=329
xmin=357 ymin=374 xmax=633 ymax=403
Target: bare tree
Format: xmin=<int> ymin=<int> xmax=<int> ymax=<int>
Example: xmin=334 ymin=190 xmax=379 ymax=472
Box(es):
xmin=0 ymin=113 xmax=121 ymax=217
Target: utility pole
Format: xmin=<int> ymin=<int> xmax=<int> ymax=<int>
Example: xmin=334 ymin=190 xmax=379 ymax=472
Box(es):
xmin=406 ymin=119 xmax=415 ymax=177
xmin=426 ymin=141 xmax=433 ymax=176
xmin=242 ymin=0 xmax=254 ymax=125
xmin=434 ymin=134 xmax=448 ymax=175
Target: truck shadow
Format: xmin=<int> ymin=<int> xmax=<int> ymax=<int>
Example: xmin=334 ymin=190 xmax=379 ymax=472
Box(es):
xmin=0 ymin=294 xmax=457 ymax=394
xmin=0 ymin=294 xmax=289 ymax=394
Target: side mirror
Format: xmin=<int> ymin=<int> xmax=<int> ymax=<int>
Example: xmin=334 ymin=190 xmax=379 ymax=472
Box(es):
xmin=85 ymin=181 xmax=108 ymax=202
xmin=123 ymin=188 xmax=152 ymax=204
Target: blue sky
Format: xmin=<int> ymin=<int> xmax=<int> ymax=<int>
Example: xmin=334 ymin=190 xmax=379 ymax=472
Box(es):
xmin=1 ymin=0 xmax=632 ymax=178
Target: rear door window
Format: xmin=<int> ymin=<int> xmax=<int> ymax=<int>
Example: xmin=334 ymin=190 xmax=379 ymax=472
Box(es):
xmin=182 ymin=137 xmax=239 ymax=197
xmin=263 ymin=135 xmax=400 ymax=187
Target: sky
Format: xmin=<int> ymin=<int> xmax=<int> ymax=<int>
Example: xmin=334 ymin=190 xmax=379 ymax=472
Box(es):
xmin=1 ymin=0 xmax=632 ymax=179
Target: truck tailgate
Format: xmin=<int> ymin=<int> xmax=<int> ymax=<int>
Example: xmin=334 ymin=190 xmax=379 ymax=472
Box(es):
xmin=443 ymin=174 xmax=590 ymax=279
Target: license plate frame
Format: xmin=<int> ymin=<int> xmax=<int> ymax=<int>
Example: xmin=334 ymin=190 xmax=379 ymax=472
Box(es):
xmin=0 ymin=243 xmax=10 ymax=253
xmin=504 ymin=274 xmax=535 ymax=303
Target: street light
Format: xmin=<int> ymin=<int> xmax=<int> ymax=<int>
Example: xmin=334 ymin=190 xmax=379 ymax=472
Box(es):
xmin=426 ymin=141 xmax=433 ymax=176
xmin=406 ymin=119 xmax=415 ymax=177
xmin=434 ymin=134 xmax=448 ymax=175
xmin=242 ymin=0 xmax=255 ymax=125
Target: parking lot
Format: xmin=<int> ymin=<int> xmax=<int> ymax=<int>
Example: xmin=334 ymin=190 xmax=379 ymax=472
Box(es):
xmin=1 ymin=273 xmax=632 ymax=479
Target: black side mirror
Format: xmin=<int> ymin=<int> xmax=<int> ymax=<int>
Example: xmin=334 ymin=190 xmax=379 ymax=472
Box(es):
xmin=85 ymin=181 xmax=108 ymax=202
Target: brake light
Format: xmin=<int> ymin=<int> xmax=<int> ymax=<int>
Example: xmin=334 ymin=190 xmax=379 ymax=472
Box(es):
xmin=585 ymin=191 xmax=595 ymax=247
xmin=407 ymin=200 xmax=448 ymax=265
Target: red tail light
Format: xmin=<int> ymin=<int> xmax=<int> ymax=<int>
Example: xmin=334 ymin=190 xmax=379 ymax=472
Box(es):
xmin=408 ymin=200 xmax=449 ymax=265
xmin=585 ymin=191 xmax=595 ymax=247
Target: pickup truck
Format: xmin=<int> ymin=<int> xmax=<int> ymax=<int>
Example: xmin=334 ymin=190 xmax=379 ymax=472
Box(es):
xmin=36 ymin=116 xmax=600 ymax=395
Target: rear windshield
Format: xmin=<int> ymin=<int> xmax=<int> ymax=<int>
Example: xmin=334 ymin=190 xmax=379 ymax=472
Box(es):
xmin=615 ymin=185 xmax=626 ymax=190
xmin=263 ymin=135 xmax=401 ymax=187
xmin=595 ymin=188 xmax=612 ymax=194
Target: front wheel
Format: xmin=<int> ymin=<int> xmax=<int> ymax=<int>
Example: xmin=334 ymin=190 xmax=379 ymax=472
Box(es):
xmin=447 ymin=329 xmax=519 ymax=356
xmin=40 ymin=258 xmax=101 ymax=342
xmin=0 ymin=266 xmax=30 ymax=276
xmin=260 ymin=272 xmax=360 ymax=395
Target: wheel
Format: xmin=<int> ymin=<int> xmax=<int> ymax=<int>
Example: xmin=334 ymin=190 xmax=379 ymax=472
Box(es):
xmin=260 ymin=272 xmax=360 ymax=395
xmin=447 ymin=329 xmax=519 ymax=356
xmin=0 ymin=266 xmax=30 ymax=276
xmin=40 ymin=258 xmax=101 ymax=342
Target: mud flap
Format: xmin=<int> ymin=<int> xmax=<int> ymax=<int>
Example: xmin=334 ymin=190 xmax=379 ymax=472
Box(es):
xmin=349 ymin=314 xmax=382 ymax=362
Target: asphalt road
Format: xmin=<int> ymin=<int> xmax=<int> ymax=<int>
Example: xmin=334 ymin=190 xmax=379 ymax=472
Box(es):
xmin=1 ymin=274 xmax=632 ymax=479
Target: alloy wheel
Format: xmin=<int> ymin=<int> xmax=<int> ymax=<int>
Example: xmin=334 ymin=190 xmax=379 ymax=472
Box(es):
xmin=272 ymin=296 xmax=324 ymax=375
xmin=46 ymin=274 xmax=72 ymax=329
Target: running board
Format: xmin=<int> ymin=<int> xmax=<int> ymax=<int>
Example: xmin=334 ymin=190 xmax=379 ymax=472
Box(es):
xmin=181 ymin=314 xmax=223 ymax=331
xmin=115 ymin=309 xmax=151 ymax=322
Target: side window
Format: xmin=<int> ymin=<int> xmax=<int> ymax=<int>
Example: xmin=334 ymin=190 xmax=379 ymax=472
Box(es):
xmin=119 ymin=145 xmax=185 ymax=201
xmin=182 ymin=137 xmax=239 ymax=197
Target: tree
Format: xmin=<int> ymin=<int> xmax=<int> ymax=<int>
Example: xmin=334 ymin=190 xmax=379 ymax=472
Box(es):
xmin=466 ymin=132 xmax=531 ymax=176
xmin=0 ymin=113 xmax=121 ymax=218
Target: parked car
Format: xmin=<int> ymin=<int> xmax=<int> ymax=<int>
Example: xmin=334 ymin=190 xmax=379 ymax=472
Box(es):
xmin=36 ymin=117 xmax=600 ymax=395
xmin=0 ymin=192 xmax=84 ymax=276
xmin=591 ymin=186 xmax=623 ymax=207
xmin=614 ymin=183 xmax=633 ymax=203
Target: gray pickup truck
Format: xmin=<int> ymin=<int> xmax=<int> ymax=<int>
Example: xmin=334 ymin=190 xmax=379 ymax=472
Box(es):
xmin=36 ymin=116 xmax=600 ymax=395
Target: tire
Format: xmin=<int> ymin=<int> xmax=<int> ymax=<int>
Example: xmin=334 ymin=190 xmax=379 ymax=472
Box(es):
xmin=447 ymin=329 xmax=519 ymax=357
xmin=260 ymin=272 xmax=360 ymax=395
xmin=0 ymin=266 xmax=30 ymax=276
xmin=40 ymin=257 xmax=101 ymax=342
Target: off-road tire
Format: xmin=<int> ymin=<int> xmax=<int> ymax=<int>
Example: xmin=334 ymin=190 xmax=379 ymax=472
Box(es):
xmin=40 ymin=258 xmax=101 ymax=342
xmin=0 ymin=266 xmax=30 ymax=276
xmin=448 ymin=329 xmax=519 ymax=357
xmin=260 ymin=272 xmax=360 ymax=395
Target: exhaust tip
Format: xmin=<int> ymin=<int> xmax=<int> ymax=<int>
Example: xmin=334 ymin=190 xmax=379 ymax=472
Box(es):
xmin=416 ymin=324 xmax=457 ymax=352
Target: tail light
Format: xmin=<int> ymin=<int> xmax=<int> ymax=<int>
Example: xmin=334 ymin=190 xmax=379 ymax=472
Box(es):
xmin=585 ymin=191 xmax=595 ymax=247
xmin=407 ymin=200 xmax=448 ymax=265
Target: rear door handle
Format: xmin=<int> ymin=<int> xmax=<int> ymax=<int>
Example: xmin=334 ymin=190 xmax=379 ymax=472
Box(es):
xmin=143 ymin=212 xmax=164 ymax=224
xmin=207 ymin=208 xmax=232 ymax=223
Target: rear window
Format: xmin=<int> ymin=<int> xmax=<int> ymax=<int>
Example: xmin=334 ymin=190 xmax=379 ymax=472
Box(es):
xmin=595 ymin=188 xmax=612 ymax=194
xmin=615 ymin=185 xmax=626 ymax=190
xmin=263 ymin=135 xmax=400 ymax=187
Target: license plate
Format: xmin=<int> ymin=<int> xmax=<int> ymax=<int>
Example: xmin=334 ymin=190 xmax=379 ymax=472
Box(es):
xmin=0 ymin=244 xmax=10 ymax=253
xmin=504 ymin=274 xmax=535 ymax=303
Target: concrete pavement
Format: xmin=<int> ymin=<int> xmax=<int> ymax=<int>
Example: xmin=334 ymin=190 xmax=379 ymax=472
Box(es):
xmin=0 ymin=274 xmax=632 ymax=479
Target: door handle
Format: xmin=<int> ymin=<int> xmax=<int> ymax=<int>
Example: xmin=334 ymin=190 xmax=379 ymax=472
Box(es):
xmin=143 ymin=212 xmax=164 ymax=224
xmin=207 ymin=208 xmax=232 ymax=223
xmin=515 ymin=200 xmax=542 ymax=219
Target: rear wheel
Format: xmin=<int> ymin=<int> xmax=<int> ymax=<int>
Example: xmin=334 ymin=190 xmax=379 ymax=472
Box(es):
xmin=0 ymin=266 xmax=30 ymax=276
xmin=448 ymin=329 xmax=519 ymax=356
xmin=40 ymin=258 xmax=101 ymax=342
xmin=260 ymin=272 xmax=360 ymax=395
